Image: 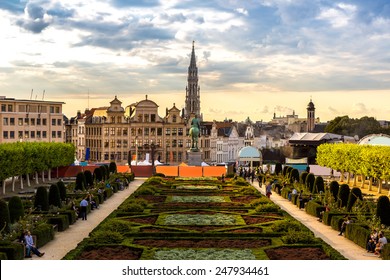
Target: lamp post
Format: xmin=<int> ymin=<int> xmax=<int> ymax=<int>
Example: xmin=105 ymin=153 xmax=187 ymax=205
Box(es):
xmin=151 ymin=141 xmax=156 ymax=175
xmin=135 ymin=136 xmax=138 ymax=166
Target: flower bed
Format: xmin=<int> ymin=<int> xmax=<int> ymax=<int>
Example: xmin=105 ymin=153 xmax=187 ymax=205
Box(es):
xmin=175 ymin=185 xmax=220 ymax=190
xmin=170 ymin=196 xmax=227 ymax=203
xmin=161 ymin=214 xmax=245 ymax=226
xmin=154 ymin=248 xmax=256 ymax=260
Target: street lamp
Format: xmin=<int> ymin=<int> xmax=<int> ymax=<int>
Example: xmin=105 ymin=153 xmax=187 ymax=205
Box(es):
xmin=151 ymin=141 xmax=156 ymax=175
xmin=135 ymin=136 xmax=138 ymax=166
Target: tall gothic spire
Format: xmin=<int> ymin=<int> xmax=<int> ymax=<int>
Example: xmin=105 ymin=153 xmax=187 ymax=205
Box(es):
xmin=185 ymin=41 xmax=201 ymax=121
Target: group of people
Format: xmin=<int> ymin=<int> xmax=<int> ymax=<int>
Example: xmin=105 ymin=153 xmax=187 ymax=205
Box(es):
xmin=19 ymin=230 xmax=45 ymax=258
xmin=366 ymin=229 xmax=388 ymax=255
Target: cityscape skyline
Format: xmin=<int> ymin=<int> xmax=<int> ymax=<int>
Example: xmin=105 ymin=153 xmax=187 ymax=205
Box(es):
xmin=1 ymin=0 xmax=390 ymax=122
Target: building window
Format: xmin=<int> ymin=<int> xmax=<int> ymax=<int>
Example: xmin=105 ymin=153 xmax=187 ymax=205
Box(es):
xmin=172 ymin=115 xmax=177 ymax=123
xmin=104 ymin=128 xmax=109 ymax=136
xmin=52 ymin=119 xmax=56 ymax=126
xmin=3 ymin=131 xmax=8 ymax=139
xmin=37 ymin=131 xmax=41 ymax=138
xmin=50 ymin=106 xmax=54 ymax=113
xmin=18 ymin=118 xmax=23 ymax=125
xmin=10 ymin=131 xmax=15 ymax=139
xmin=31 ymin=131 xmax=35 ymax=138
xmin=3 ymin=118 xmax=8 ymax=125
xmin=157 ymin=128 xmax=162 ymax=136
xmin=144 ymin=127 xmax=149 ymax=136
xmin=137 ymin=128 xmax=142 ymax=136
xmin=57 ymin=131 xmax=62 ymax=138
xmin=144 ymin=114 xmax=149 ymax=122
xmin=172 ymin=128 xmax=177 ymax=136
xmin=151 ymin=114 xmax=156 ymax=122
xmin=42 ymin=119 xmax=47 ymax=125
xmin=151 ymin=128 xmax=156 ymax=136
xmin=57 ymin=119 xmax=62 ymax=126
xmin=1 ymin=104 xmax=6 ymax=112
xmin=165 ymin=128 xmax=170 ymax=135
xmin=8 ymin=105 xmax=12 ymax=112
xmin=117 ymin=139 xmax=121 ymax=148
xmin=123 ymin=128 xmax=128 ymax=136
xmin=178 ymin=139 xmax=183 ymax=147
xmin=52 ymin=131 xmax=56 ymax=138
xmin=31 ymin=118 xmax=35 ymax=126
xmin=104 ymin=140 xmax=109 ymax=148
xmin=117 ymin=127 xmax=121 ymax=136
xmin=36 ymin=118 xmax=41 ymax=125
xmin=55 ymin=107 xmax=60 ymax=113
xmin=123 ymin=140 xmax=128 ymax=148
xmin=131 ymin=128 xmax=136 ymax=136
xmin=178 ymin=128 xmax=183 ymax=136
xmin=138 ymin=115 xmax=142 ymax=122
xmin=110 ymin=128 xmax=115 ymax=136
xmin=18 ymin=131 xmax=23 ymax=139
xmin=110 ymin=140 xmax=115 ymax=148
xmin=42 ymin=131 xmax=47 ymax=138
xmin=117 ymin=116 xmax=122 ymax=123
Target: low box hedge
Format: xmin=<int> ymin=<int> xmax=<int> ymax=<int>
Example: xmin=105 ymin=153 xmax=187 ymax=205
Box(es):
xmin=46 ymin=214 xmax=70 ymax=232
xmin=32 ymin=223 xmax=55 ymax=248
xmin=345 ymin=223 xmax=370 ymax=249
xmin=0 ymin=241 xmax=24 ymax=260
xmin=306 ymin=201 xmax=325 ymax=218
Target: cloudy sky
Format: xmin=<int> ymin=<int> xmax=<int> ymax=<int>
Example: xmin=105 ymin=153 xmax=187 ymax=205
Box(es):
xmin=1 ymin=0 xmax=390 ymax=122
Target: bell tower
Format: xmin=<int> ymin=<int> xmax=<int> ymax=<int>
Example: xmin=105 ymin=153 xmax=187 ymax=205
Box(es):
xmin=185 ymin=41 xmax=201 ymax=121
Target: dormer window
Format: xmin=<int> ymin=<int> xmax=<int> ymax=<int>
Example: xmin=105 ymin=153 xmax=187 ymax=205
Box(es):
xmin=172 ymin=115 xmax=177 ymax=123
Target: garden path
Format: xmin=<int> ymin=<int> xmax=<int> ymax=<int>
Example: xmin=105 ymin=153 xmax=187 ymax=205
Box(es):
xmin=251 ymin=182 xmax=380 ymax=260
xmin=34 ymin=178 xmax=146 ymax=260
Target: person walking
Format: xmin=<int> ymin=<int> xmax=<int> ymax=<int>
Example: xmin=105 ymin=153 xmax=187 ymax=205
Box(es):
xmin=80 ymin=197 xmax=89 ymax=220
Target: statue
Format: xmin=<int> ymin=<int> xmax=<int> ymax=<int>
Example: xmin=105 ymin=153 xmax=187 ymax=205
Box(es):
xmin=189 ymin=115 xmax=200 ymax=151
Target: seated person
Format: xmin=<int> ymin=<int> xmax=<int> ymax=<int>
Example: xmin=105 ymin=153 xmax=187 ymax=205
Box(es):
xmin=318 ymin=204 xmax=330 ymax=222
xmin=366 ymin=229 xmax=378 ymax=253
xmin=338 ymin=216 xmax=352 ymax=236
xmin=24 ymin=230 xmax=44 ymax=258
xmin=374 ymin=233 xmax=388 ymax=255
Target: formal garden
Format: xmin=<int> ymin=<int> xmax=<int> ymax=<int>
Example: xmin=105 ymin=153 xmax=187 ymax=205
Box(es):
xmin=62 ymin=175 xmax=346 ymax=260
xmin=0 ymin=161 xmax=135 ymax=260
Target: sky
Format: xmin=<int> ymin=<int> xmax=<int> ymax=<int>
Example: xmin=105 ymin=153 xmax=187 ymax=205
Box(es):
xmin=1 ymin=0 xmax=390 ymax=122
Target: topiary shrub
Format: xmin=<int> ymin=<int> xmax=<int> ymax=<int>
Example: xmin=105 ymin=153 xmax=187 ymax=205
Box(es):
xmin=313 ymin=176 xmax=325 ymax=194
xmin=109 ymin=161 xmax=117 ymax=174
xmin=94 ymin=168 xmax=103 ymax=182
xmin=57 ymin=180 xmax=67 ymax=201
xmin=300 ymin=172 xmax=308 ymax=184
xmin=0 ymin=199 xmax=11 ymax=233
xmin=305 ymin=173 xmax=315 ymax=192
xmin=376 ymin=196 xmax=390 ymax=226
xmin=290 ymin=169 xmax=300 ymax=183
xmin=84 ymin=170 xmax=93 ymax=187
xmin=8 ymin=196 xmax=24 ymax=224
xmin=282 ymin=165 xmax=289 ymax=176
xmin=337 ymin=184 xmax=350 ymax=208
xmin=103 ymin=165 xmax=110 ymax=179
xmin=274 ymin=163 xmax=282 ymax=175
xmin=329 ymin=181 xmax=339 ymax=201
xmin=346 ymin=187 xmax=363 ymax=212
xmin=99 ymin=166 xmax=107 ymax=181
xmin=34 ymin=186 xmax=49 ymax=211
xmin=282 ymin=230 xmax=317 ymax=244
xmin=75 ymin=172 xmax=86 ymax=191
xmin=49 ymin=184 xmax=62 ymax=208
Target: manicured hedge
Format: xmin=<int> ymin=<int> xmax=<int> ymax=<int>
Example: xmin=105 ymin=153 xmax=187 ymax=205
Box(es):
xmin=32 ymin=223 xmax=55 ymax=248
xmin=0 ymin=241 xmax=24 ymax=260
xmin=306 ymin=200 xmax=325 ymax=218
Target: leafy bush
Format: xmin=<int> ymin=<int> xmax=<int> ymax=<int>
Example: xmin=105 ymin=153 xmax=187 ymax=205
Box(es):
xmin=271 ymin=220 xmax=302 ymax=232
xmin=281 ymin=230 xmax=317 ymax=244
xmin=99 ymin=219 xmax=134 ymax=234
xmin=90 ymin=230 xmax=124 ymax=244
xmin=254 ymin=203 xmax=280 ymax=213
xmin=250 ymin=197 xmax=270 ymax=207
xmin=34 ymin=186 xmax=49 ymax=211
xmin=8 ymin=196 xmax=24 ymax=224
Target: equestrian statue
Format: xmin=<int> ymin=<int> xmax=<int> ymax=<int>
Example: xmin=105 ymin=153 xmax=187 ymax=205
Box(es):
xmin=189 ymin=115 xmax=200 ymax=151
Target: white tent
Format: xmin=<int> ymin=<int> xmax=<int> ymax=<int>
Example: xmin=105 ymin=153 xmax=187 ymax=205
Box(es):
xmin=154 ymin=160 xmax=163 ymax=165
xmin=201 ymin=162 xmax=210 ymax=166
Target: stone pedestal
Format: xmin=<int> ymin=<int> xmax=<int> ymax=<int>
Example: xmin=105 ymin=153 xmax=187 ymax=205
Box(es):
xmin=187 ymin=150 xmax=202 ymax=166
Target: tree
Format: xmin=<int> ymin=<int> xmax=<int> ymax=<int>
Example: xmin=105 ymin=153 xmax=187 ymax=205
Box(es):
xmin=346 ymin=187 xmax=362 ymax=212
xmin=376 ymin=196 xmax=390 ymax=226
xmin=109 ymin=162 xmax=117 ymax=174
xmin=338 ymin=184 xmax=350 ymax=208
xmin=57 ymin=180 xmax=67 ymax=202
xmin=84 ymin=170 xmax=93 ymax=188
xmin=75 ymin=172 xmax=86 ymax=191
